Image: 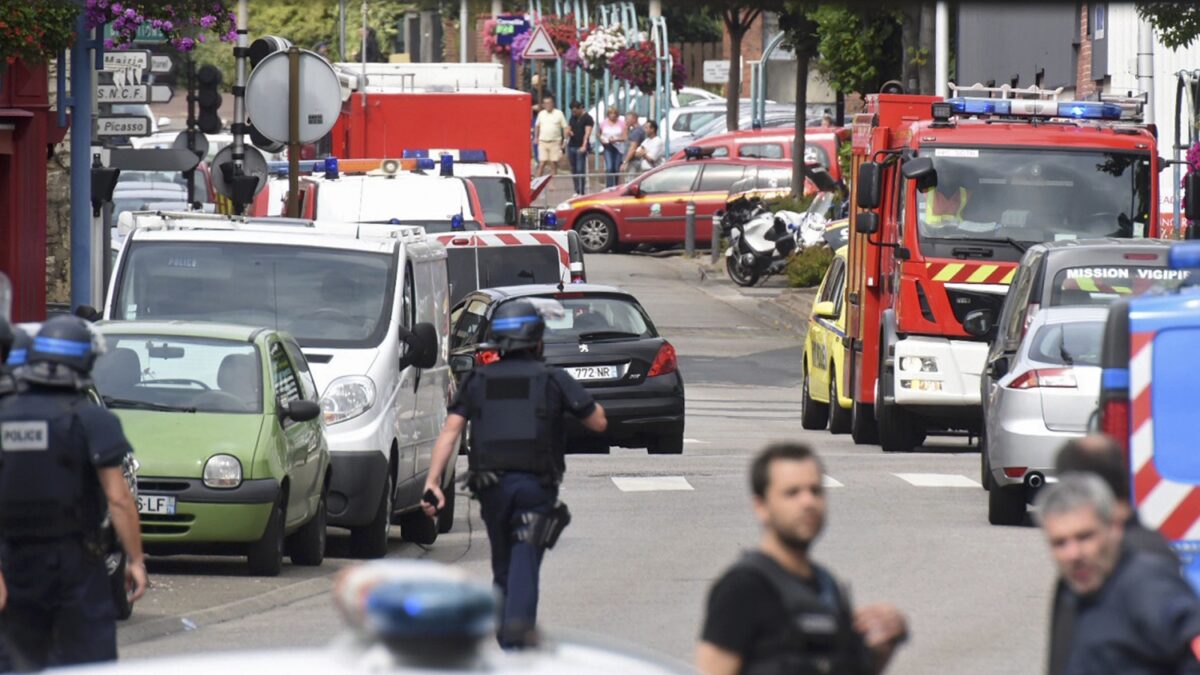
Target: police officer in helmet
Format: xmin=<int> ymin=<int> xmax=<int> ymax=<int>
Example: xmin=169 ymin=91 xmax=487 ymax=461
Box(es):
xmin=0 ymin=316 xmax=147 ymax=670
xmin=422 ymin=299 xmax=607 ymax=648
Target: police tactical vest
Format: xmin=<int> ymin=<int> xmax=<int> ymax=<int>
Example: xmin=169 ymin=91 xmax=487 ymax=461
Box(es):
xmin=0 ymin=393 xmax=98 ymax=540
xmin=467 ymin=357 xmax=560 ymax=476
xmin=738 ymin=552 xmax=865 ymax=675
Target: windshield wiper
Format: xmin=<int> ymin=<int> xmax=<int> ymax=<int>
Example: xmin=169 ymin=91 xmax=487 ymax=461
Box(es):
xmin=102 ymin=396 xmax=197 ymax=413
xmin=926 ymin=236 xmax=1028 ymax=254
xmin=577 ymin=331 xmax=641 ymax=341
xmin=1059 ymin=340 xmax=1074 ymax=366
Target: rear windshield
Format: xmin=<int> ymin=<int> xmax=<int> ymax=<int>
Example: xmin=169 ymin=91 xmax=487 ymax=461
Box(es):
xmin=1050 ymin=266 xmax=1191 ymax=306
xmin=447 ymin=246 xmax=561 ymax=304
xmin=1028 ymin=321 xmax=1105 ymax=367
xmin=539 ymin=296 xmax=654 ymax=343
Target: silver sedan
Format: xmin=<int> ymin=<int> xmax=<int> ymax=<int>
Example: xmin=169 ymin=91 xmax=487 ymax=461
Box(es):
xmin=982 ymin=306 xmax=1109 ymax=525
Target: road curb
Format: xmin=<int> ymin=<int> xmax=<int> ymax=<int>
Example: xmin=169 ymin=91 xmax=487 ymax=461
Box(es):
xmin=662 ymin=254 xmax=814 ymax=338
xmin=118 ymin=574 xmax=335 ymax=647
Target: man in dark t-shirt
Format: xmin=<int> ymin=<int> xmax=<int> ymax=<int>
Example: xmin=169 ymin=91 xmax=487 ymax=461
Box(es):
xmin=696 ymin=443 xmax=908 ymax=675
xmin=566 ymin=101 xmax=595 ymax=196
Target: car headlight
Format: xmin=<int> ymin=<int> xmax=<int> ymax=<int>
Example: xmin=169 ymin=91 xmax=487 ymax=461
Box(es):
xmin=321 ymin=375 xmax=376 ymax=425
xmin=203 ymin=454 xmax=242 ymax=489
xmin=555 ymin=201 xmax=572 ymax=212
xmin=899 ymin=356 xmax=939 ymax=373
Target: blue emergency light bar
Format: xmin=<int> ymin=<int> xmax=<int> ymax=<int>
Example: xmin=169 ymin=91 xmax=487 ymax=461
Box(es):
xmin=364 ymin=578 xmax=494 ymax=640
xmin=402 ymin=149 xmax=488 ymax=163
xmin=945 ymin=97 xmax=1123 ymax=120
xmin=1169 ymin=242 xmax=1200 ymax=271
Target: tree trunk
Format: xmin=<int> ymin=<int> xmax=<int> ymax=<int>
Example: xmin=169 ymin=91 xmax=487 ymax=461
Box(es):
xmin=918 ymin=1 xmax=937 ymax=94
xmin=901 ymin=4 xmax=921 ymax=93
xmin=727 ymin=27 xmax=743 ymax=133
xmin=793 ymin=51 xmax=809 ymax=199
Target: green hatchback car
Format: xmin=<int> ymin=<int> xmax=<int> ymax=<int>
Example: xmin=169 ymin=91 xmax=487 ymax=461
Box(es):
xmin=92 ymin=321 xmax=331 ymax=576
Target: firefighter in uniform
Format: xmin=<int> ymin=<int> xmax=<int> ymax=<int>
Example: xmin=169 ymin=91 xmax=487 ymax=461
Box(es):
xmin=422 ymin=299 xmax=607 ymax=648
xmin=922 ymin=172 xmax=971 ymax=230
xmin=0 ymin=317 xmax=148 ymax=671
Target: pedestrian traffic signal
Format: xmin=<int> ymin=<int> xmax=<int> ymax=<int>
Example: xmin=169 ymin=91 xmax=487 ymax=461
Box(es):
xmin=196 ymin=64 xmax=223 ymax=135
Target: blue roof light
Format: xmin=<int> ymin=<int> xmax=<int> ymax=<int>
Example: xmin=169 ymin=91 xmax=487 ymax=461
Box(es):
xmin=440 ymin=154 xmax=454 ymax=177
xmin=946 ymin=98 xmax=1010 ymax=116
xmin=945 ymin=97 xmax=1123 ymax=120
xmin=458 ymin=149 xmax=488 ymax=163
xmin=416 ymin=158 xmax=436 ymax=171
xmin=1169 ymin=242 xmax=1200 ymax=271
xmin=323 ymin=156 xmax=340 ymax=180
xmin=402 ymin=149 xmax=428 ymax=159
xmin=1057 ymin=101 xmax=1123 ymax=120
xmin=451 ymin=214 xmax=464 ymax=230
xmin=363 ymin=580 xmax=494 ymax=640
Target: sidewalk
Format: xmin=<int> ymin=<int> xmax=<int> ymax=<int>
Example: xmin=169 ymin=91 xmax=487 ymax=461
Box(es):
xmin=654 ymin=251 xmax=817 ymax=338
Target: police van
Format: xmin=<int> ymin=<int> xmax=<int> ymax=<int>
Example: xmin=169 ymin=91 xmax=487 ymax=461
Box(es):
xmin=104 ymin=211 xmax=454 ymax=558
xmin=1098 ymin=241 xmax=1200 ymax=591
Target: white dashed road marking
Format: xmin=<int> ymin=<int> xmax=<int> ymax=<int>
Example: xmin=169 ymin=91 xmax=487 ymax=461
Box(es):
xmin=893 ymin=473 xmax=981 ymax=488
xmin=822 ymin=475 xmax=844 ymax=488
xmin=611 ymin=476 xmax=695 ymax=492
xmin=683 ymin=438 xmax=710 ymax=444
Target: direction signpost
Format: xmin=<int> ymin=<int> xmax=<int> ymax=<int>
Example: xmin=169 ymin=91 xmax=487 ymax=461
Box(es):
xmin=102 ymin=51 xmax=150 ymax=72
xmin=95 ymin=116 xmax=152 ymax=137
xmin=150 ymin=55 xmax=174 ymax=75
xmin=96 ymin=84 xmax=150 ymax=104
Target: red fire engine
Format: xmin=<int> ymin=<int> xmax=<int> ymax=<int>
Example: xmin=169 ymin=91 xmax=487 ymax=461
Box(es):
xmin=843 ymin=86 xmax=1159 ymax=452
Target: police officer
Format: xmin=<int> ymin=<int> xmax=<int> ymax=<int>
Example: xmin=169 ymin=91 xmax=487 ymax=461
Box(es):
xmin=422 ymin=299 xmax=606 ymax=648
xmin=0 ymin=316 xmax=148 ymax=671
xmin=697 ymin=443 xmax=908 ymax=675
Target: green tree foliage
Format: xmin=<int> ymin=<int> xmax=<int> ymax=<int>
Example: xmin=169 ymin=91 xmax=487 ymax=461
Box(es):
xmin=1137 ymin=1 xmax=1200 ymax=50
xmin=809 ymin=5 xmax=902 ymax=97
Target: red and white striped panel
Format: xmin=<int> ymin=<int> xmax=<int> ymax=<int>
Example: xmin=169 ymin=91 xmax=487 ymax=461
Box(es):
xmin=1130 ymin=330 xmax=1200 ymax=541
xmin=433 ymin=232 xmax=572 ymax=272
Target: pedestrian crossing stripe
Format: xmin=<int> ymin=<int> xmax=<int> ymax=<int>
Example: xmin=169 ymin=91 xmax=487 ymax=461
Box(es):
xmin=822 ymin=475 xmax=844 ymax=488
xmin=611 ymin=476 xmax=694 ymax=492
xmin=893 ymin=473 xmax=981 ymax=488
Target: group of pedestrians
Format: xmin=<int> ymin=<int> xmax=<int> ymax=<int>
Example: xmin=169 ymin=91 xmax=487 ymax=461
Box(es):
xmin=532 ymin=95 xmax=666 ymax=195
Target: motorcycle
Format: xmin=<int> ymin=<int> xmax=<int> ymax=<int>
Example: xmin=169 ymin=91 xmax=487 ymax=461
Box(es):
xmin=724 ymin=191 xmax=840 ymax=287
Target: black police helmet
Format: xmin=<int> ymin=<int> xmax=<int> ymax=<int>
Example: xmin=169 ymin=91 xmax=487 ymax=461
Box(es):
xmin=6 ymin=327 xmax=31 ymax=367
xmin=22 ymin=316 xmax=99 ymax=388
xmin=0 ymin=318 xmax=12 ymax=364
xmin=491 ymin=300 xmax=545 ymax=353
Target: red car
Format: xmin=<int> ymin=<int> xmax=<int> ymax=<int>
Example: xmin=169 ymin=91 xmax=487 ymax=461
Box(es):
xmin=670 ymin=128 xmax=849 ymax=183
xmin=554 ymin=157 xmax=792 ymax=254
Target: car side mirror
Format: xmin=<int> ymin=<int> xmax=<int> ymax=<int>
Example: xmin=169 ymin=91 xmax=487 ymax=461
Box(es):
xmin=398 ymin=322 xmax=439 ymax=370
xmin=280 ymin=399 xmax=321 ymax=423
xmin=505 ymin=203 xmax=517 ymax=225
xmin=901 ymin=156 xmax=935 ymax=181
xmin=74 ymin=305 xmax=102 ymax=322
xmin=1186 ymin=172 xmax=1200 ymax=224
xmin=449 ymin=354 xmax=476 ymax=375
xmin=813 ymin=300 xmax=837 ymax=319
xmin=963 ymin=309 xmax=995 ymax=339
xmin=857 ymin=212 xmax=879 ymax=236
xmin=987 ymin=357 xmax=1009 ymax=380
xmin=626 ymin=183 xmax=641 ymax=197
xmin=856 ymin=162 xmax=881 ymax=209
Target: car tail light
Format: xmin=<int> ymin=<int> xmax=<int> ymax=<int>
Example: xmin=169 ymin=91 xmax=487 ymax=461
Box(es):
xmin=1003 ymin=467 xmax=1028 ymax=478
xmin=1124 ymin=252 xmax=1159 ymax=261
xmin=478 ymin=349 xmax=501 ymax=365
xmin=647 ymin=342 xmax=677 ymax=377
xmin=1100 ymin=398 xmax=1130 ymax=454
xmin=1007 ymin=367 xmax=1076 ymax=389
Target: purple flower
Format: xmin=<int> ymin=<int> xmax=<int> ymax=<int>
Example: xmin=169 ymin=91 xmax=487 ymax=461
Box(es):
xmin=199 ymin=14 xmax=216 ymax=28
xmin=98 ymin=0 xmax=107 ymax=7
xmin=197 ymin=34 xmax=206 ymax=43
xmin=124 ymin=8 xmax=135 ymax=19
xmin=162 ymin=20 xmax=173 ymax=31
xmin=111 ymin=3 xmax=122 ymax=14
xmin=151 ymin=19 xmax=162 ymax=29
xmin=178 ymin=37 xmax=195 ymax=51
xmin=103 ymin=38 xmax=114 ymax=49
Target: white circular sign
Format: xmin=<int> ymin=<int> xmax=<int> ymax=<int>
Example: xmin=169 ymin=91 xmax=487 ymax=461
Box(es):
xmin=245 ymin=50 xmax=341 ymax=145
xmin=210 ymin=144 xmax=269 ymax=198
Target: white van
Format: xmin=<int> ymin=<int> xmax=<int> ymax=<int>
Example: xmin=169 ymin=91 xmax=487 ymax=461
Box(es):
xmin=104 ymin=212 xmax=454 ymax=558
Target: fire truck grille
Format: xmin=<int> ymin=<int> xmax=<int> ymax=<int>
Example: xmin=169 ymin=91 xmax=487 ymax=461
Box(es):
xmin=945 ymin=287 xmax=1006 ymax=329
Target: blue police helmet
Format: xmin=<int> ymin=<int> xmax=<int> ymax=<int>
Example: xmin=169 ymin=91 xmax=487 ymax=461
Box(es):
xmin=5 ymin=326 xmax=29 ymax=367
xmin=490 ymin=299 xmax=545 ymax=353
xmin=22 ymin=316 xmax=101 ymax=388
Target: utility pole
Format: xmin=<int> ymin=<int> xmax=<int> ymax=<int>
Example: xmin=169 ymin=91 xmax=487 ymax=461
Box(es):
xmin=1137 ymin=17 xmax=1155 ymax=125
xmin=935 ymin=0 xmax=949 ymax=98
xmin=460 ymin=0 xmax=469 ymax=63
xmin=69 ymin=11 xmax=94 ymax=310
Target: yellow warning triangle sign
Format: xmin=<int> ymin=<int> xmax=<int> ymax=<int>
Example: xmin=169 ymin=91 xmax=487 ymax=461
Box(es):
xmin=522 ymin=25 xmax=560 ymax=60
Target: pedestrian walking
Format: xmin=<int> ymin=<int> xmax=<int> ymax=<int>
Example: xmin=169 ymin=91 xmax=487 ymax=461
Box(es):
xmin=632 ymin=120 xmax=665 ymax=173
xmin=0 ymin=317 xmax=148 ymax=671
xmin=1039 ymin=474 xmax=1200 ymax=675
xmin=597 ymin=107 xmax=627 ymax=188
xmin=696 ymin=442 xmax=908 ymax=675
xmin=422 ymin=299 xmax=606 ymax=649
xmin=621 ymin=111 xmax=646 ymax=179
xmin=534 ymin=96 xmax=569 ymax=178
xmin=353 ymin=26 xmax=386 ymax=63
xmin=566 ymin=101 xmax=594 ymax=196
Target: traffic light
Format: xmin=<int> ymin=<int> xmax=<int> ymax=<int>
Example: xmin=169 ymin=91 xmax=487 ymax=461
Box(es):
xmin=196 ymin=64 xmax=223 ymax=134
xmin=248 ymin=35 xmax=292 ymax=69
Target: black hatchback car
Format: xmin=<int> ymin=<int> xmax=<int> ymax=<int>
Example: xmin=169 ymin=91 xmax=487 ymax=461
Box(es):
xmin=448 ymin=284 xmax=685 ymax=454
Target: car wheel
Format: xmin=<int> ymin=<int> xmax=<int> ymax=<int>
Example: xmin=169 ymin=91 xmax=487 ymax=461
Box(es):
xmin=399 ymin=508 xmax=438 ymax=545
xmin=247 ymin=496 xmax=286 ymax=576
xmin=850 ymin=400 xmax=878 ymax=445
xmin=725 ymin=251 xmax=760 ymax=287
xmin=286 ymin=489 xmax=327 ymax=566
xmin=109 ymin=552 xmax=133 ymax=621
xmin=877 ymin=358 xmax=922 ymax=453
xmin=437 ymin=472 xmax=456 ymax=534
xmin=800 ymin=365 xmax=830 ymax=430
xmin=980 ymin=427 xmax=993 ymax=491
xmin=350 ymin=478 xmax=392 ymax=559
xmin=988 ymin=486 xmax=1026 ymax=526
xmin=828 ymin=367 xmax=852 ymax=435
xmin=648 ymin=433 xmax=684 ymax=455
xmin=576 ymin=214 xmax=617 ymax=253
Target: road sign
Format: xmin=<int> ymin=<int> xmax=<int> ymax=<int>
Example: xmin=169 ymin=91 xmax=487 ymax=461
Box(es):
xmin=150 ymin=85 xmax=174 ymax=103
xmin=495 ymin=15 xmax=531 ymax=47
xmin=703 ymin=60 xmax=730 ymax=84
xmin=104 ymin=24 xmax=166 ymax=44
xmin=173 ymin=130 xmax=210 ymax=161
xmin=150 ymin=55 xmax=174 ymax=75
xmin=108 ymin=148 xmax=201 ymax=172
xmin=211 ymin=145 xmax=269 ymax=198
xmin=522 ymin=26 xmax=559 ymax=60
xmin=102 ymin=51 xmax=150 ymax=72
xmin=97 ymin=84 xmax=148 ymax=103
xmin=95 ymin=116 xmax=151 ymax=137
xmin=245 ymin=50 xmax=341 ymax=145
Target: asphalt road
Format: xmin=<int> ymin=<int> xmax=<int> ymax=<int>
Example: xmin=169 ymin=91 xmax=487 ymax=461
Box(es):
xmin=120 ymin=253 xmax=1055 ymax=673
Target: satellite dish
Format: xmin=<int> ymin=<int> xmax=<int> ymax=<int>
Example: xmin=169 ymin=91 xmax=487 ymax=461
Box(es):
xmin=245 ymin=50 xmax=341 ymax=145
xmin=211 ymin=145 xmax=269 ymax=198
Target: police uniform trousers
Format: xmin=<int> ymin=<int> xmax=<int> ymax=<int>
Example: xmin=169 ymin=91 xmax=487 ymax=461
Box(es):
xmin=477 ymin=471 xmax=557 ymax=645
xmin=0 ymin=538 xmax=116 ymax=672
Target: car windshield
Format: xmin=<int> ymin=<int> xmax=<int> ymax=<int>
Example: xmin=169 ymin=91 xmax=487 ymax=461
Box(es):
xmin=112 ymin=242 xmax=395 ymax=349
xmin=468 ymin=177 xmax=517 ymax=226
xmin=1028 ymin=320 xmax=1104 ymax=367
xmin=1050 ymin=266 xmax=1191 ymax=305
xmin=117 ymin=171 xmax=211 ymax=202
xmin=447 ymin=246 xmax=561 ymax=304
xmin=93 ymin=335 xmax=263 ymax=414
xmin=915 ymin=148 xmax=1152 ymax=260
xmin=534 ymin=296 xmax=654 ymax=343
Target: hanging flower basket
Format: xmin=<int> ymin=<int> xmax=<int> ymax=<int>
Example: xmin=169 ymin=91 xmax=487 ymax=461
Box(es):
xmin=85 ymin=0 xmax=238 ymax=52
xmin=578 ymin=24 xmax=623 ymax=78
xmin=541 ymin=14 xmax=579 ymax=56
xmin=609 ymin=41 xmax=686 ymax=94
xmin=0 ymin=1 xmax=79 ymax=65
xmin=481 ymin=17 xmax=511 ymax=57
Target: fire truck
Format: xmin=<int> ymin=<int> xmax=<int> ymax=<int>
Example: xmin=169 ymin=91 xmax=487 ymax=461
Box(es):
xmin=842 ymin=85 xmax=1160 ymax=452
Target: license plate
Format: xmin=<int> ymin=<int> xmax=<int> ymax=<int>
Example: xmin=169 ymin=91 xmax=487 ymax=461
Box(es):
xmin=137 ymin=495 xmax=176 ymax=515
xmin=568 ymin=365 xmax=617 ymax=381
